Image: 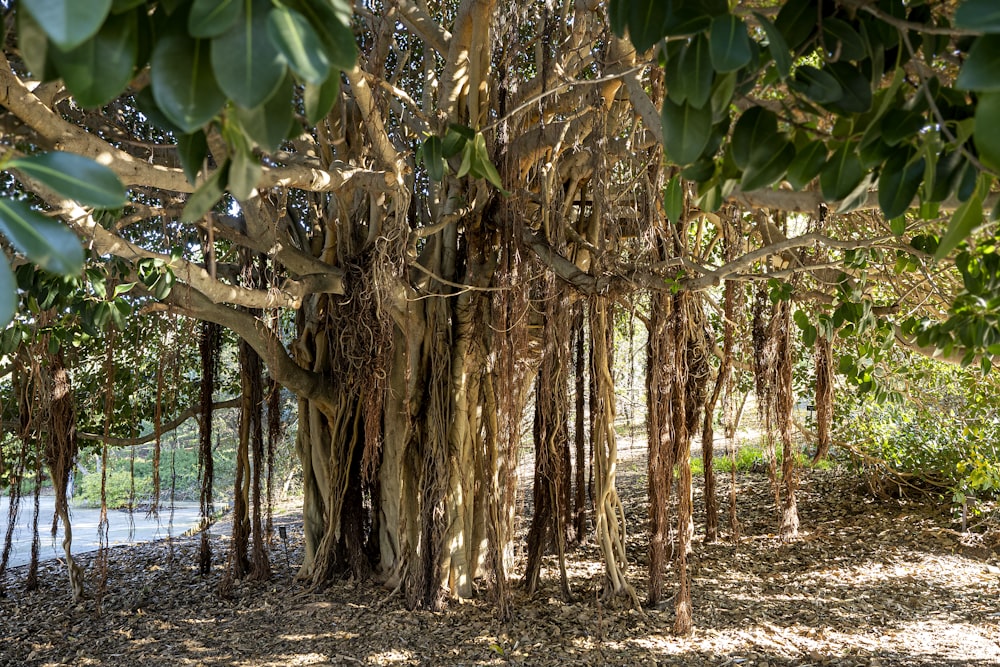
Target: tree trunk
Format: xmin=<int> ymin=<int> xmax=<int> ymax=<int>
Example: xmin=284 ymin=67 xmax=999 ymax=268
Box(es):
xmin=590 ymin=297 xmax=638 ymax=606
xmin=646 ymin=290 xmax=674 ymax=607
xmin=572 ymin=307 xmax=588 ymax=545
xmin=812 ymin=335 xmax=834 ymax=463
xmin=524 ymin=278 xmax=572 ymax=598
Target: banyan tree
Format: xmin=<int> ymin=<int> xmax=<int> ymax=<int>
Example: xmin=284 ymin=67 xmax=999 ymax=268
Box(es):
xmin=2 ymin=0 xmax=1000 ymax=635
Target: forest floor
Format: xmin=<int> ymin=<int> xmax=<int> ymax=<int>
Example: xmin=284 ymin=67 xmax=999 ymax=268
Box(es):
xmin=2 ymin=442 xmax=1000 ymax=667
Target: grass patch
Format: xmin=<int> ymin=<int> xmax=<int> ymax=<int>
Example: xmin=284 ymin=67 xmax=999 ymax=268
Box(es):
xmin=690 ymin=442 xmax=834 ymax=476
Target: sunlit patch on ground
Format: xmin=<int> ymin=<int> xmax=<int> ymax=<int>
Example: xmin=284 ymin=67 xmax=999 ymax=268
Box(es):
xmin=2 ymin=461 xmax=998 ymax=666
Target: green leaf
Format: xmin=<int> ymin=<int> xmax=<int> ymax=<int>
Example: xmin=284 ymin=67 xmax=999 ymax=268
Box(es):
xmin=935 ymin=191 xmax=983 ymax=260
xmin=188 ymin=0 xmax=240 ymax=38
xmin=113 ymin=281 xmax=137 ymax=297
xmin=608 ymin=0 xmax=628 ymax=37
xmin=740 ymin=140 xmax=794 ymax=191
xmin=774 ymin=0 xmax=817 ymax=51
xmin=821 ymin=18 xmax=866 ymax=62
xmin=471 ymin=134 xmax=509 ymax=194
xmin=228 ymin=140 xmax=261 ymax=200
xmin=878 ymin=148 xmax=925 ymax=219
xmin=181 ymin=161 xmax=229 ymax=222
xmin=111 ymin=0 xmax=144 ymax=11
xmin=709 ymin=71 xmax=736 ymax=122
xmin=974 ymin=91 xmax=1000 ymax=172
xmin=176 ymin=131 xmax=208 ymax=184
xmin=294 ymin=0 xmax=357 ymax=71
xmin=0 ymin=199 xmax=84 ymax=275
xmin=928 ymin=150 xmax=965 ymax=202
xmin=664 ymin=176 xmax=683 ymax=224
xmin=709 ymin=15 xmax=751 ymax=73
xmin=753 ymin=12 xmax=791 ymax=80
xmin=731 ymin=107 xmax=778 ymax=170
xmin=267 ymin=5 xmax=330 ymax=85
xmin=422 ymin=135 xmax=445 ymax=181
xmin=890 ymin=216 xmax=906 ymax=236
xmin=955 ymin=0 xmax=1000 ymax=33
xmin=10 ymin=152 xmax=127 ymax=208
xmin=49 ymin=9 xmax=138 ymax=108
xmin=785 ymin=140 xmax=827 ymax=190
xmin=803 ymin=323 xmax=817 ymax=347
xmin=211 ymin=0 xmax=287 ymax=108
xmin=957 ymin=35 xmax=1000 ymax=91
xmin=234 ymin=76 xmax=296 ymax=152
xmin=627 ymin=0 xmax=668 ymax=53
xmin=681 ymin=158 xmax=715 ymax=182
xmin=820 ymin=142 xmax=864 ymax=201
xmin=789 ymin=65 xmax=843 ymax=105
xmin=662 ymin=0 xmax=721 ymax=36
xmin=662 ymin=98 xmax=712 ymax=166
xmin=303 ymin=71 xmax=340 ymax=125
xmin=456 ymin=142 xmax=473 ymax=178
xmin=0 ymin=258 xmax=17 ymax=330
xmin=880 ymin=109 xmax=926 ymax=146
xmin=680 ymin=34 xmax=713 ymax=108
xmin=823 ymin=62 xmax=872 ymax=114
xmin=133 ymin=87 xmax=183 ymax=134
xmin=835 ymin=172 xmax=874 ymax=214
xmin=22 ymin=0 xmax=112 ymax=50
xmin=17 ymin=10 xmax=60 ymax=81
xmin=151 ymin=32 xmax=227 ymax=133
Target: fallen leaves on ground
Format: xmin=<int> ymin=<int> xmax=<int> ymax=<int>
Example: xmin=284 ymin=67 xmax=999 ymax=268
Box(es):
xmin=1 ymin=460 xmax=998 ymax=667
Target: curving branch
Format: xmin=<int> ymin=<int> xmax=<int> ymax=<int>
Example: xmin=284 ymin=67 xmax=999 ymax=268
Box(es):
xmin=161 ymin=284 xmax=335 ymax=411
xmin=77 ymin=398 xmax=241 ymax=447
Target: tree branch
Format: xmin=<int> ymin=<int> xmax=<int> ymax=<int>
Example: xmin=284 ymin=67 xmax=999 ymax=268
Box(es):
xmin=77 ymin=398 xmax=241 ymax=447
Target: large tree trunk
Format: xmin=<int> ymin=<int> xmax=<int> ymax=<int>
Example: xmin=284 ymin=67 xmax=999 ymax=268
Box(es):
xmin=524 ymin=278 xmax=572 ymax=598
xmin=813 ymin=335 xmax=834 ymax=463
xmin=590 ymin=297 xmax=638 ymax=606
xmin=647 ymin=290 xmax=675 ymax=607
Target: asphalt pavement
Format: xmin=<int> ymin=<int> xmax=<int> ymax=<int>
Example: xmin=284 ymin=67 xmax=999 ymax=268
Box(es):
xmin=0 ymin=495 xmax=202 ymax=568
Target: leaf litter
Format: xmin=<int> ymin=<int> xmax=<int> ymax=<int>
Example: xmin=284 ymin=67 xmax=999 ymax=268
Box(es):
xmin=1 ymin=452 xmax=998 ymax=667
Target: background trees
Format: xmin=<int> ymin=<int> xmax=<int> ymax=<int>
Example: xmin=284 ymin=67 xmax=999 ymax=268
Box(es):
xmin=0 ymin=0 xmax=998 ymax=634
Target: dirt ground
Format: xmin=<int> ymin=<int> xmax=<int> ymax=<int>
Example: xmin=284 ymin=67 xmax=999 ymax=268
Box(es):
xmin=2 ymin=452 xmax=999 ymax=667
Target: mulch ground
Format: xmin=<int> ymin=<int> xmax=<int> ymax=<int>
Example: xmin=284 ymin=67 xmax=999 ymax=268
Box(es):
xmin=2 ymin=458 xmax=999 ymax=666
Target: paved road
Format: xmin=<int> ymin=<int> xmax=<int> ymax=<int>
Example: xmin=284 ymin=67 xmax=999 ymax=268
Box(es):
xmin=0 ymin=495 xmax=203 ymax=568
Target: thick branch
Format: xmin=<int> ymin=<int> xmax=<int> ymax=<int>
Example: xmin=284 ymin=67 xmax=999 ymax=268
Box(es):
xmin=162 ymin=284 xmax=335 ymax=410
xmin=48 ymin=197 xmax=326 ymax=309
xmin=77 ymin=398 xmax=241 ymax=447
xmin=393 ymin=0 xmax=451 ymax=55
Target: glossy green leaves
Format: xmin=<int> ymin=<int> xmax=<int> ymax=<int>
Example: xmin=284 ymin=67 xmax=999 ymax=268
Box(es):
xmin=188 ymin=0 xmax=240 ymax=38
xmin=0 ymin=199 xmax=85 ymax=276
xmin=22 ymin=0 xmax=112 ymax=50
xmin=821 ymin=143 xmax=864 ymax=202
xmin=0 ymin=151 xmax=127 ymax=326
xmin=709 ymin=15 xmax=751 ymax=72
xmin=268 ymin=6 xmax=330 ymax=85
xmin=936 ymin=189 xmax=984 ymax=260
xmin=212 ymin=0 xmax=286 ymax=109
xmin=609 ymin=0 xmax=726 ymax=53
xmin=955 ymin=0 xmax=1000 ymax=33
xmin=10 ymin=152 xmax=127 ymax=209
xmin=151 ymin=33 xmax=227 ymax=133
xmin=958 ymin=35 xmax=1000 ymax=92
xmin=19 ymin=0 xmax=356 ymax=143
xmin=974 ymin=92 xmax=1000 ymax=173
xmin=878 ymin=148 xmax=925 ymax=220
xmin=419 ymin=129 xmax=507 ymax=194
xmin=662 ymin=99 xmax=712 ymax=166
xmin=49 ymin=10 xmax=138 ymax=108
